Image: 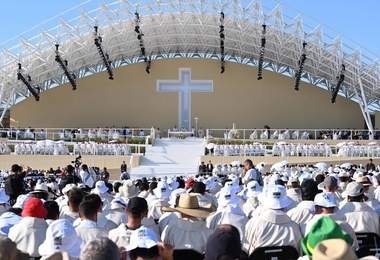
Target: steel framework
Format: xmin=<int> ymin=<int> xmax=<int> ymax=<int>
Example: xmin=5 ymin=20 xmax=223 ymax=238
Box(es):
xmin=0 ymin=0 xmax=379 ymax=129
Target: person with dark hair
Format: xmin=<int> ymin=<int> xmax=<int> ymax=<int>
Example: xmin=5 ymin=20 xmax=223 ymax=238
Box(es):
xmin=4 ymin=164 xmax=31 ymax=204
xmin=76 ymin=201 xmax=107 ymax=244
xmin=59 ymin=165 xmax=81 ymax=190
xmin=365 ymin=158 xmax=376 ymax=172
xmin=287 ymin=179 xmax=319 ymax=235
xmin=146 ymin=182 xmax=158 ymax=205
xmin=205 ymin=224 xmax=244 ymax=260
xmin=60 ymin=187 xmax=84 ymax=223
xmin=80 ymin=164 xmax=95 ymax=189
xmin=44 ymin=200 xmax=59 ymax=225
xmin=113 ymin=181 xmax=122 ymax=195
xmin=242 ymin=159 xmax=262 ymax=186
xmin=78 ymin=194 xmax=117 ymax=234
xmin=190 ymin=182 xmax=216 ymax=208
xmin=138 ymin=182 xmax=149 ymax=198
xmin=109 ymin=197 xmax=159 ymax=248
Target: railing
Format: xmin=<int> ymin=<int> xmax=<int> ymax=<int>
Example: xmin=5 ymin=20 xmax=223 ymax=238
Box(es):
xmin=0 ymin=127 xmax=156 ymax=142
xmin=205 ymin=128 xmax=378 ymax=141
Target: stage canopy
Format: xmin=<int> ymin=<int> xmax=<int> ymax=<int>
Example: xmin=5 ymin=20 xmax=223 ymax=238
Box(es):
xmin=0 ymin=0 xmax=379 ymax=129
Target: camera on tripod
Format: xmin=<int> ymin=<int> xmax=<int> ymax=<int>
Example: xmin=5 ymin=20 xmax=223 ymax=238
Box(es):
xmin=72 ymin=155 xmax=82 ymax=168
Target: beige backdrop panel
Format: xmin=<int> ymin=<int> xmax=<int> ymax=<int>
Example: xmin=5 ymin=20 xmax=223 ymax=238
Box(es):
xmin=11 ymin=58 xmax=363 ymax=130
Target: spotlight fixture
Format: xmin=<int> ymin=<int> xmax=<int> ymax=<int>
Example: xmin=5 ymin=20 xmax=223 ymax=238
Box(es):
xmin=17 ymin=63 xmax=40 ymax=101
xmin=257 ymin=24 xmax=266 ymax=80
xmin=134 ymin=12 xmax=150 ymax=74
xmin=94 ymin=26 xmax=114 ymax=80
xmin=54 ymin=44 xmax=77 ymax=90
xmin=294 ymin=42 xmax=307 ymax=91
xmin=220 ymin=11 xmax=225 ymax=74
xmin=331 ymin=64 xmax=345 ymax=104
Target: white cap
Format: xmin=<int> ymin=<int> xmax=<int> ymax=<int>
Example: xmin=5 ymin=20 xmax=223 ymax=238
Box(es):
xmin=314 ymin=192 xmax=337 ymax=208
xmin=93 ymin=181 xmax=109 ymax=194
xmin=126 ymin=227 xmax=158 ymax=251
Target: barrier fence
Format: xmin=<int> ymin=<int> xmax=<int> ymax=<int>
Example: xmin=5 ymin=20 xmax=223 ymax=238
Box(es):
xmin=205 ymin=128 xmax=377 ymax=141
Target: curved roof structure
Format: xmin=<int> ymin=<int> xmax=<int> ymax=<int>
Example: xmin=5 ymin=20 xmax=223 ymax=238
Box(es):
xmin=1 ymin=0 xmax=379 ymax=128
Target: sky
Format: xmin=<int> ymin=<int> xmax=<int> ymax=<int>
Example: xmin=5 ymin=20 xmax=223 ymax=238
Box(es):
xmin=0 ymin=0 xmax=380 ymax=58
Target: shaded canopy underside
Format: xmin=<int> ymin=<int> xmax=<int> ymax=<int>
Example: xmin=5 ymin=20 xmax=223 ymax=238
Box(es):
xmin=1 ymin=0 xmax=380 ymax=115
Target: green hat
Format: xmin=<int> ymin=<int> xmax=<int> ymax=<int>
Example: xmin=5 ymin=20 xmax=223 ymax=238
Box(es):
xmin=302 ymin=216 xmax=352 ymax=257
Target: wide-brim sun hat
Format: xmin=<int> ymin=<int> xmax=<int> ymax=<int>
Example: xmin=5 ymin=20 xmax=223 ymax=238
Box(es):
xmin=162 ymin=193 xmax=215 ymax=219
xmin=38 ymin=219 xmax=83 ymax=258
xmin=218 ymin=186 xmax=239 ymax=207
xmin=92 ymin=181 xmax=109 ymax=194
xmin=245 ymin=181 xmax=262 ymax=198
xmin=153 ymin=181 xmax=171 ymax=200
xmin=168 ymin=188 xmax=186 ymax=207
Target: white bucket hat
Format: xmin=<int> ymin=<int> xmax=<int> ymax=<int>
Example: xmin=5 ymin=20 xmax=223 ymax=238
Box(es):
xmin=153 ymin=181 xmax=171 ymax=200
xmin=92 ymin=181 xmax=109 ymax=194
xmin=218 ymin=186 xmax=239 ymax=207
xmin=126 ymin=226 xmax=158 ymax=251
xmin=258 ymin=184 xmax=292 ymax=210
xmin=121 ymin=180 xmax=138 ymax=199
xmin=38 ymin=219 xmax=83 ymax=258
xmin=246 ymin=181 xmax=262 ymax=198
xmin=0 ymin=189 xmax=9 ymax=204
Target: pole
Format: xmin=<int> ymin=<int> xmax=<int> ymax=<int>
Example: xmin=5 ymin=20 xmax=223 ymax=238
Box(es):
xmin=194 ymin=117 xmax=199 ymax=137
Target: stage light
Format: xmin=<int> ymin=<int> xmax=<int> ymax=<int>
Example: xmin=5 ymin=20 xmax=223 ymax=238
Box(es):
xmin=294 ymin=42 xmax=307 ymax=91
xmin=134 ymin=12 xmax=150 ymax=74
xmin=17 ymin=63 xmax=40 ymax=101
xmin=257 ymin=24 xmax=266 ymax=80
xmin=54 ymin=44 xmax=77 ymax=90
xmin=331 ymin=64 xmax=345 ymax=104
xmin=220 ymin=11 xmax=225 ymax=74
xmin=94 ymin=26 xmax=114 ymax=80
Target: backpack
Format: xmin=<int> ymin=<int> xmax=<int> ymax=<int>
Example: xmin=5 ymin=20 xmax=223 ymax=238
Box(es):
xmin=4 ymin=175 xmax=24 ymax=198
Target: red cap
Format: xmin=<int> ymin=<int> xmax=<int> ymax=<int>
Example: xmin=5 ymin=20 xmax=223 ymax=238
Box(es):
xmin=21 ymin=197 xmax=47 ymax=218
xmin=186 ymin=178 xmax=195 ymax=189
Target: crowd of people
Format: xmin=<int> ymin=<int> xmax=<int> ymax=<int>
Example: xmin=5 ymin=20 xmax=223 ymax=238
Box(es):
xmin=0 ymin=159 xmax=378 ymax=259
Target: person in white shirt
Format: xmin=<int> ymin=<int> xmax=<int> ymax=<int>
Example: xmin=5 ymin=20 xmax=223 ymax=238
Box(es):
xmin=207 ymin=186 xmax=248 ymax=241
xmin=75 ymin=200 xmax=107 ymax=244
xmin=109 ymin=197 xmax=160 ymax=248
xmin=139 ymin=129 xmax=145 ymax=137
xmin=287 ymin=179 xmax=318 ymax=236
xmin=243 ymin=184 xmax=302 ymax=255
xmin=161 ymin=194 xmax=215 ymax=254
xmin=337 ymin=182 xmax=380 ymax=235
xmin=79 ymin=164 xmax=95 ymax=189
xmin=148 ymin=181 xmax=171 ymax=221
xmin=8 ymin=198 xmax=48 ymax=258
xmin=242 ymin=159 xmax=262 ymax=186
xmin=305 ymin=192 xmax=358 ymax=249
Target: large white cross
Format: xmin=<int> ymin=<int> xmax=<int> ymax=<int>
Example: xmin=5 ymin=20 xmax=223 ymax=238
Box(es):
xmin=157 ymin=68 xmax=213 ymax=130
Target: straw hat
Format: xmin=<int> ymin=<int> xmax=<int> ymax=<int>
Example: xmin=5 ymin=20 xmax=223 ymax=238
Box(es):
xmin=162 ymin=193 xmax=215 ymax=218
xmin=312 ymin=238 xmax=378 ymax=260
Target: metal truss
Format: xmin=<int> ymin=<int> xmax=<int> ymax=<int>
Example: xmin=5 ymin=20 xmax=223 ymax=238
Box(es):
xmin=1 ymin=0 xmax=380 ymax=128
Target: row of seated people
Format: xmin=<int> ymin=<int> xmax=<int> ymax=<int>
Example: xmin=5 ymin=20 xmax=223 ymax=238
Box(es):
xmin=337 ymin=144 xmax=380 ymax=157
xmin=12 ymin=142 xmax=132 ymax=156
xmin=0 ymin=161 xmax=380 ymax=259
